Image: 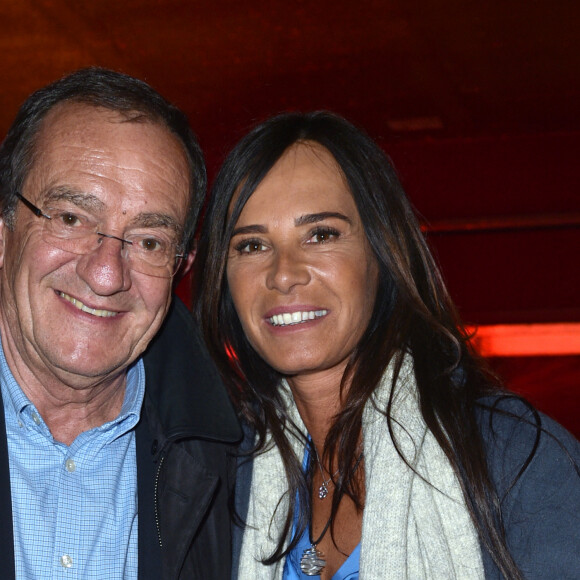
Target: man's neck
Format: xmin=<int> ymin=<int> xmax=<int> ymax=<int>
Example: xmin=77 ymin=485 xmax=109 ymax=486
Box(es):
xmin=30 ymin=377 xmax=127 ymax=445
xmin=0 ymin=316 xmax=128 ymax=445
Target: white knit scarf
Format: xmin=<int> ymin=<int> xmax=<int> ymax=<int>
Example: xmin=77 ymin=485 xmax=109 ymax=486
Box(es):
xmin=236 ymin=357 xmax=485 ymax=579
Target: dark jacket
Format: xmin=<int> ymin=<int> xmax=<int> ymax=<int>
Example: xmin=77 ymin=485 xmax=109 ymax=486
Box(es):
xmin=0 ymin=297 xmax=241 ymax=580
xmin=476 ymin=397 xmax=580 ymax=579
xmin=232 ymin=397 xmax=580 ymax=579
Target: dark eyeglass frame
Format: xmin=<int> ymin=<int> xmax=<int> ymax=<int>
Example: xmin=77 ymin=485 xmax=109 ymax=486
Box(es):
xmin=14 ymin=192 xmax=185 ymax=278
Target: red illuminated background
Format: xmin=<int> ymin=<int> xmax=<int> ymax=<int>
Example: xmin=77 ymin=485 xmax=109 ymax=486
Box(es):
xmin=0 ymin=0 xmax=578 ymax=436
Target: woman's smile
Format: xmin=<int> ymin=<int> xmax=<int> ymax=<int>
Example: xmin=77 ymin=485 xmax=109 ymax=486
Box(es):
xmin=267 ymin=309 xmax=328 ymax=327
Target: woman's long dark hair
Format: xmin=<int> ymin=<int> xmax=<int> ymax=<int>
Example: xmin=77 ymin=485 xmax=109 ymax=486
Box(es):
xmin=194 ymin=111 xmax=524 ymax=578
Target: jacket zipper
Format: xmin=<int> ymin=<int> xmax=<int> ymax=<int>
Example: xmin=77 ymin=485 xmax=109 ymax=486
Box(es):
xmin=154 ymin=453 xmax=165 ymax=548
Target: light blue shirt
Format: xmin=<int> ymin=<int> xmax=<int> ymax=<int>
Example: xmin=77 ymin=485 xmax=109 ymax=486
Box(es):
xmin=283 ymin=444 xmax=360 ymax=580
xmin=0 ymin=341 xmax=145 ymax=579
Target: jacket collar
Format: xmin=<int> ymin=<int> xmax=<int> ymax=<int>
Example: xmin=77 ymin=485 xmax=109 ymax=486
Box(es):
xmin=142 ymin=297 xmax=241 ymax=444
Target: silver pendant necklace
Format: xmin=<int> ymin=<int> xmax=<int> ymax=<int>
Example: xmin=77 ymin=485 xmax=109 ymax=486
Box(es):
xmin=318 ymin=477 xmax=331 ymax=500
xmin=313 ymin=447 xmax=338 ymax=500
xmin=300 ymin=506 xmax=332 ymax=576
xmin=300 ymin=447 xmax=334 ymax=575
xmin=300 ymin=542 xmax=328 ymax=576
xmin=300 ymin=444 xmax=365 ymax=575
xmin=300 ymin=445 xmax=339 ymax=576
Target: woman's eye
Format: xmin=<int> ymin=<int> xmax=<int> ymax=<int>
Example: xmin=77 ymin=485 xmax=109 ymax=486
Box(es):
xmin=234 ymin=239 xmax=267 ymax=254
xmin=308 ymin=227 xmax=339 ymax=244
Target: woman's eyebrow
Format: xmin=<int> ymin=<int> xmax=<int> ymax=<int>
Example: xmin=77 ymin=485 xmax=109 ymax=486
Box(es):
xmin=295 ymin=211 xmax=352 ymax=226
xmin=231 ymin=224 xmax=268 ymax=236
xmin=231 ymin=212 xmax=352 ymax=236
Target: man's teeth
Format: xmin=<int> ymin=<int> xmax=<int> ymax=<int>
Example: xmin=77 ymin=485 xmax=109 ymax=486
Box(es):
xmin=269 ymin=310 xmax=327 ymax=327
xmin=59 ymin=292 xmax=118 ymax=318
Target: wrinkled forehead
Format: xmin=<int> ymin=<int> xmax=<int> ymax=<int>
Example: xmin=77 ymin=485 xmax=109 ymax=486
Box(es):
xmin=25 ymin=102 xmax=190 ymax=197
xmin=30 ymin=101 xmax=180 ymax=163
xmin=32 ymin=101 xmax=137 ymax=153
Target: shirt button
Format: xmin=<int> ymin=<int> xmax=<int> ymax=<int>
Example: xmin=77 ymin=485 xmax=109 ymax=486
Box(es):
xmin=65 ymin=459 xmax=76 ymax=472
xmin=60 ymin=554 xmax=73 ymax=568
xmin=31 ymin=412 xmax=41 ymax=425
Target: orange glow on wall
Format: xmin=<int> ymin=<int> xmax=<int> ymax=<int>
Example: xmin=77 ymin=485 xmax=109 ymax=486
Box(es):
xmin=466 ymin=323 xmax=580 ymax=357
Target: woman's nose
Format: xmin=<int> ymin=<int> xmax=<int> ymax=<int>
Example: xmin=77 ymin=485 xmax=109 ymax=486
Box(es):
xmin=265 ymin=249 xmax=310 ymax=293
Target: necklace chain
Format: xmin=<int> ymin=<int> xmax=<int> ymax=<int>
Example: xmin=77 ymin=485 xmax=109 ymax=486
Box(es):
xmin=300 ymin=444 xmax=364 ymax=576
xmin=313 ymin=447 xmax=339 ymax=500
xmin=301 ymin=450 xmax=335 ymax=576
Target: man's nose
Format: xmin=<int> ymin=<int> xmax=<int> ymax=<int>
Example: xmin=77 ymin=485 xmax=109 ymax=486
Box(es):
xmin=76 ymin=235 xmax=132 ymax=295
xmin=96 ymin=231 xmax=132 ymax=248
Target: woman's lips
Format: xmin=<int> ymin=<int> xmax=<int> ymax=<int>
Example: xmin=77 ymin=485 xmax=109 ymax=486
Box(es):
xmin=267 ymin=309 xmax=328 ymax=327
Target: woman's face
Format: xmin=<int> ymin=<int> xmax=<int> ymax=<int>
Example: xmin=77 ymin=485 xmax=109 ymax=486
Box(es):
xmin=226 ymin=142 xmax=379 ymax=382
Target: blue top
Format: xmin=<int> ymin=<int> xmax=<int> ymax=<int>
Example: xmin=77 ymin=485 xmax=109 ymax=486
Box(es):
xmin=0 ymin=338 xmax=145 ymax=580
xmin=282 ymin=444 xmax=361 ymax=579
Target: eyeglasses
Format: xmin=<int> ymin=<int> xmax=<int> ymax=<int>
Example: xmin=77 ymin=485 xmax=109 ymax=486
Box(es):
xmin=15 ymin=192 xmax=185 ymax=278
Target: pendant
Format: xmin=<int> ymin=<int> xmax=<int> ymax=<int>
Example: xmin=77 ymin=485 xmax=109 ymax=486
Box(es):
xmin=318 ymin=481 xmax=329 ymax=500
xmin=300 ymin=545 xmax=326 ymax=576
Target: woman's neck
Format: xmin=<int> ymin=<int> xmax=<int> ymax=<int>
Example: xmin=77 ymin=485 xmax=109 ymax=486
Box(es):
xmin=287 ymin=366 xmax=347 ymax=451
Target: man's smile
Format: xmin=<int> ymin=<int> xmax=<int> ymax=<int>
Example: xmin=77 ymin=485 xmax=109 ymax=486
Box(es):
xmin=59 ymin=291 xmax=119 ymax=318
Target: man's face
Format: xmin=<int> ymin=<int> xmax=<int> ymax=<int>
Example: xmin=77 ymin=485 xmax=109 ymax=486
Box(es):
xmin=0 ymin=103 xmax=193 ymax=387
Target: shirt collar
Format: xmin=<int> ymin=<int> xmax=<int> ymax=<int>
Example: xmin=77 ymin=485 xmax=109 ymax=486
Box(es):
xmin=0 ymin=334 xmax=145 ymax=433
xmin=0 ymin=338 xmax=29 ymax=420
xmin=109 ymin=360 xmax=145 ymax=428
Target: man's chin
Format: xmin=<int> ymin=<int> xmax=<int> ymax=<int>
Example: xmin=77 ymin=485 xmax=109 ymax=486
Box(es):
xmin=44 ymin=352 xmax=133 ymax=386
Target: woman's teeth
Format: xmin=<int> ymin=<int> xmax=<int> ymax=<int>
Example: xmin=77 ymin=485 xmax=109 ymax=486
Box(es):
xmin=59 ymin=292 xmax=118 ymax=318
xmin=269 ymin=310 xmax=327 ymax=327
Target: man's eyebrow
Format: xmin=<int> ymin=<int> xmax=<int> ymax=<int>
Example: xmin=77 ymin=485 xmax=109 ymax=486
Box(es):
xmin=231 ymin=224 xmax=268 ymax=236
xmin=43 ymin=187 xmax=106 ymax=213
xmin=295 ymin=212 xmax=352 ymax=226
xmin=43 ymin=186 xmax=183 ymax=236
xmin=130 ymin=213 xmax=183 ymax=236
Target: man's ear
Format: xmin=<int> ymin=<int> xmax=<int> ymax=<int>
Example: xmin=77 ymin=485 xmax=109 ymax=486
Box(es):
xmin=172 ymin=243 xmax=196 ymax=289
xmin=181 ymin=248 xmax=196 ymax=277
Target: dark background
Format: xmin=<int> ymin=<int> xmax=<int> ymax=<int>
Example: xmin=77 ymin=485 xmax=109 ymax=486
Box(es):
xmin=1 ymin=0 xmax=578 ymax=435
